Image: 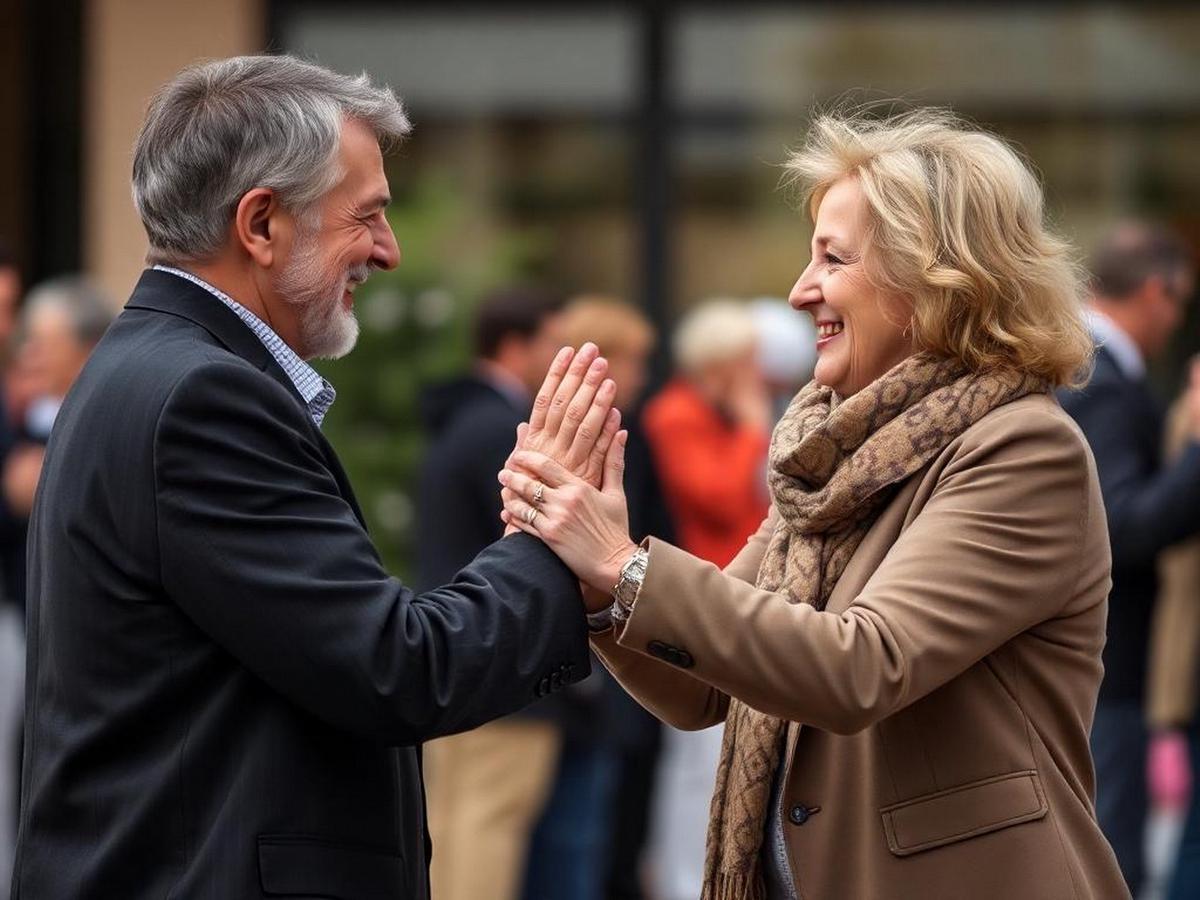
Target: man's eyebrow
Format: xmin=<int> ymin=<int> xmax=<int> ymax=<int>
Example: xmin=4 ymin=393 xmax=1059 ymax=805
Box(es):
xmin=359 ymin=194 xmax=391 ymax=212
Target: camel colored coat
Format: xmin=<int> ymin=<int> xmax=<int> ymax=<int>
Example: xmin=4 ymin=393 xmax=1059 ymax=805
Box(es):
xmin=594 ymin=394 xmax=1129 ymax=899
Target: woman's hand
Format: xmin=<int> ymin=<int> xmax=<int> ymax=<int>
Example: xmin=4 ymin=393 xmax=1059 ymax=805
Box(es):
xmin=499 ymin=434 xmax=639 ymax=599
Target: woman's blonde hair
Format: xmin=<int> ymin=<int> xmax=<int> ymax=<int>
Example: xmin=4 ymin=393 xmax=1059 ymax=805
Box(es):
xmin=786 ymin=106 xmax=1091 ymax=387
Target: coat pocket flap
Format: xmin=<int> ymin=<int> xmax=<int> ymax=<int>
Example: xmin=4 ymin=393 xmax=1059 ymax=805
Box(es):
xmin=880 ymin=770 xmax=1048 ymax=857
xmin=258 ymin=834 xmax=407 ymax=899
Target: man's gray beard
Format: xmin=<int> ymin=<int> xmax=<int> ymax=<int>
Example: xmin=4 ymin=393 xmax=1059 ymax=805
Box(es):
xmin=276 ymin=230 xmax=369 ymax=361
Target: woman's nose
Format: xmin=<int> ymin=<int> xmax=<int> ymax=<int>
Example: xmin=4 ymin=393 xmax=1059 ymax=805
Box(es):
xmin=788 ymin=264 xmax=820 ymax=310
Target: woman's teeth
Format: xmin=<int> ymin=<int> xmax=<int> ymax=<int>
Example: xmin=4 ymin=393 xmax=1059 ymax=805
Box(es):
xmin=817 ymin=322 xmax=844 ymax=339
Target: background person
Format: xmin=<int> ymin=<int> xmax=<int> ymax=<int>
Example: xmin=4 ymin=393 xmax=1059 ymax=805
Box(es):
xmin=1146 ymin=377 xmax=1200 ymax=900
xmin=520 ymin=295 xmax=674 ymax=900
xmin=1057 ymin=222 xmax=1200 ymax=895
xmin=417 ymin=286 xmax=571 ymax=900
xmin=501 ymin=107 xmax=1127 ymax=900
xmin=0 ymin=273 xmax=113 ymax=900
xmin=638 ymin=298 xmax=771 ymax=900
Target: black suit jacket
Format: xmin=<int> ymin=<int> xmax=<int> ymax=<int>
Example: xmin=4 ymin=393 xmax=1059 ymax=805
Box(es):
xmin=13 ymin=269 xmax=589 ymax=899
xmin=1058 ymin=345 xmax=1200 ymax=704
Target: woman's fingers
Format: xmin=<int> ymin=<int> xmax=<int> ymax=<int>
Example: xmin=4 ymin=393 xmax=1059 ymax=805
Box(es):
xmin=564 ymin=379 xmax=616 ymax=473
xmin=498 ymin=467 xmax=547 ymax=507
xmin=529 ymin=347 xmax=574 ymax=431
xmin=542 ymin=343 xmax=600 ymax=436
xmin=501 ymin=499 xmax=540 ymax=536
xmin=508 ymin=449 xmax=575 ymax=489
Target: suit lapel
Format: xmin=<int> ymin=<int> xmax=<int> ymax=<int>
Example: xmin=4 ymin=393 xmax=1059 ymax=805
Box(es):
xmin=126 ymin=269 xmax=366 ymax=524
xmin=125 ymin=269 xmax=310 ymax=411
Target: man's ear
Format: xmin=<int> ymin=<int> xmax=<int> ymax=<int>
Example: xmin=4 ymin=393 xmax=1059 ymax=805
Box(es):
xmin=233 ymin=188 xmax=285 ymax=269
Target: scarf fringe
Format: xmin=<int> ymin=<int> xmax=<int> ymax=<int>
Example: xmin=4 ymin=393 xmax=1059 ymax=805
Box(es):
xmin=701 ymin=867 xmax=767 ymax=900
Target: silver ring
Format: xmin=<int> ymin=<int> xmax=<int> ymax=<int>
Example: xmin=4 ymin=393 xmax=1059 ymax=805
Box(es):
xmin=532 ymin=481 xmax=545 ymax=506
xmin=523 ymin=507 xmax=538 ymax=526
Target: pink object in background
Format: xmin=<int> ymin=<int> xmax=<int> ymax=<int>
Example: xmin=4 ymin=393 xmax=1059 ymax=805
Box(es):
xmin=1149 ymin=729 xmax=1193 ymax=811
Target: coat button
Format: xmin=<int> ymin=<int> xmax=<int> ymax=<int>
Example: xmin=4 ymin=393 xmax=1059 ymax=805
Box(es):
xmin=647 ymin=641 xmax=695 ymax=669
xmin=789 ymin=804 xmax=821 ymax=825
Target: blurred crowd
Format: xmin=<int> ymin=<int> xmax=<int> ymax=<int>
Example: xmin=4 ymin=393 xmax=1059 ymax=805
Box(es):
xmin=0 ymin=217 xmax=1198 ymax=900
xmin=0 ymin=243 xmax=117 ymax=899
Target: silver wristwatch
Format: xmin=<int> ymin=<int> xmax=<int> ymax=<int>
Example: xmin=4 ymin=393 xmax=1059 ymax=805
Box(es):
xmin=610 ymin=547 xmax=649 ymax=625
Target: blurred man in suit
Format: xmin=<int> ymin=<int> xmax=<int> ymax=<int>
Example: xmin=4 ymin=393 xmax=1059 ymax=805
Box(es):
xmin=417 ymin=287 xmax=569 ymax=900
xmin=1058 ymin=221 xmax=1199 ymax=895
xmin=13 ymin=56 xmax=615 ymax=900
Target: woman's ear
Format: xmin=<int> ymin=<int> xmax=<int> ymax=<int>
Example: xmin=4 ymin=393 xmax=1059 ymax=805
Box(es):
xmin=233 ymin=188 xmax=283 ymax=269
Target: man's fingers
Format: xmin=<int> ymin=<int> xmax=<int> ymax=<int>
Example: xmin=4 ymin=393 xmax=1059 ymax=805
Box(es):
xmin=551 ymin=355 xmax=608 ymax=452
xmin=601 ymin=429 xmax=628 ymax=495
xmin=584 ymin=407 xmax=621 ymax=484
xmin=529 ymin=346 xmax=574 ymax=431
xmin=543 ymin=343 xmax=599 ymax=435
xmin=564 ymin=378 xmax=616 ymax=470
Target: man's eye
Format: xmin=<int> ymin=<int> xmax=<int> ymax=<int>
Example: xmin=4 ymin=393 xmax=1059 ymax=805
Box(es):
xmin=826 ymin=253 xmax=844 ymax=266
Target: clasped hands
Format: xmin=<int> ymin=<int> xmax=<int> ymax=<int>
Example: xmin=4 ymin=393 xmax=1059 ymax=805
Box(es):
xmin=499 ymin=343 xmax=639 ymax=612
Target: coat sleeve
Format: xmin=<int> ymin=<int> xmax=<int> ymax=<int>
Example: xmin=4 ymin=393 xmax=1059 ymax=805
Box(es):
xmin=153 ymin=361 xmax=590 ymax=745
xmin=611 ymin=404 xmax=1104 ymax=736
xmin=1065 ymin=379 xmax=1200 ymax=567
xmin=590 ymin=511 xmax=776 ymax=730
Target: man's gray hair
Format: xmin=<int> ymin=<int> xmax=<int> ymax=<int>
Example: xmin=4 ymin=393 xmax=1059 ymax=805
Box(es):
xmin=23 ymin=276 xmax=115 ymax=346
xmin=132 ymin=55 xmax=411 ymax=264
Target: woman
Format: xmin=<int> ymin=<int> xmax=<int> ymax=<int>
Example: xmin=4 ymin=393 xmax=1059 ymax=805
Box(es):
xmin=499 ymin=107 xmax=1128 ymax=899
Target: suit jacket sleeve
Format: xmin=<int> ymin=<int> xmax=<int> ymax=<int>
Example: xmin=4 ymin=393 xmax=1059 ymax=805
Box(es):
xmin=153 ymin=361 xmax=589 ymax=745
xmin=590 ymin=511 xmax=776 ymax=730
xmin=604 ymin=405 xmax=1101 ymax=736
xmin=1066 ymin=379 xmax=1200 ymax=567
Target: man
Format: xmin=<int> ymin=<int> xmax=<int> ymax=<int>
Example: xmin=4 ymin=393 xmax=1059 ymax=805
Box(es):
xmin=416 ymin=287 xmax=564 ymax=591
xmin=416 ymin=287 xmax=571 ymax=900
xmin=13 ymin=56 xmax=613 ymax=900
xmin=1058 ymin=221 xmax=1200 ymax=895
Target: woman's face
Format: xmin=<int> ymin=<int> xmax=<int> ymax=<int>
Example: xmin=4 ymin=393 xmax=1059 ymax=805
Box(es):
xmin=789 ymin=177 xmax=915 ymax=398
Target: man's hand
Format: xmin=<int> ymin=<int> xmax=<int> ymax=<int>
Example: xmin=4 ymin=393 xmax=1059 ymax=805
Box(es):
xmin=3 ymin=443 xmax=45 ymax=517
xmin=1185 ymin=357 xmax=1200 ymax=443
xmin=520 ymin=343 xmax=622 ymax=487
xmin=1148 ymin=728 xmax=1191 ymax=811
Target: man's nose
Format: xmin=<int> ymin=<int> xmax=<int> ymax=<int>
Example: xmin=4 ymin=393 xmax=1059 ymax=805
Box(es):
xmin=373 ymin=224 xmax=401 ymax=271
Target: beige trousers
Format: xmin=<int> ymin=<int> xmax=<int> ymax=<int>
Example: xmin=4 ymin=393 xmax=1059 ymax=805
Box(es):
xmin=425 ymin=718 xmax=561 ymax=900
